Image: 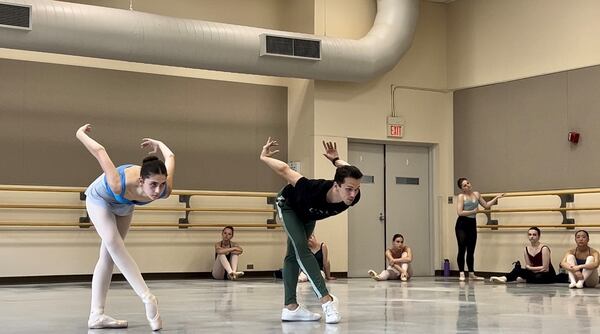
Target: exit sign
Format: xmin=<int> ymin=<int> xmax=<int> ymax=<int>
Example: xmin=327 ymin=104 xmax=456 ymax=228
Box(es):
xmin=387 ymin=116 xmax=404 ymax=138
xmin=388 ymin=124 xmax=403 ymax=137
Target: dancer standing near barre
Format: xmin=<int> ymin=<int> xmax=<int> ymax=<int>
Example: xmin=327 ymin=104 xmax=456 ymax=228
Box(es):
xmin=77 ymin=124 xmax=175 ymax=331
xmin=455 ymin=178 xmax=503 ymax=281
xmin=260 ymin=138 xmax=362 ymax=324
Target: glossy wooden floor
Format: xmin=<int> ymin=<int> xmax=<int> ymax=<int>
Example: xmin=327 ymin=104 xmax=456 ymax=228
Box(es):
xmin=1 ymin=277 xmax=599 ymax=333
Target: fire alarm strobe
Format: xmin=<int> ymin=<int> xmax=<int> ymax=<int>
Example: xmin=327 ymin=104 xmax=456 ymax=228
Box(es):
xmin=568 ymin=131 xmax=580 ymax=144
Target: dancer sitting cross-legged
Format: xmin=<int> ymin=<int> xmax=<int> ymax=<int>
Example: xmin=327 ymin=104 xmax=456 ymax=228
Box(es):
xmin=298 ymin=234 xmax=336 ymax=282
xmin=560 ymin=230 xmax=600 ymax=289
xmin=212 ymin=226 xmax=245 ymax=280
xmin=368 ymin=233 xmax=413 ymax=281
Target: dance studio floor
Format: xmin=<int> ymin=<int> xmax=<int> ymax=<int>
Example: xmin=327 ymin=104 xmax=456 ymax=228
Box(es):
xmin=1 ymin=277 xmax=599 ymax=333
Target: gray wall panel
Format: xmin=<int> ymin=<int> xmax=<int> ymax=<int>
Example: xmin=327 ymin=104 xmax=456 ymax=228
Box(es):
xmin=0 ymin=59 xmax=287 ymax=192
xmin=454 ymin=67 xmax=600 ymax=193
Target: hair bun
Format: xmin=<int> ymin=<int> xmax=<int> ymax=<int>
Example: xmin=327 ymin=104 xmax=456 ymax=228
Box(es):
xmin=143 ymin=155 xmax=160 ymax=164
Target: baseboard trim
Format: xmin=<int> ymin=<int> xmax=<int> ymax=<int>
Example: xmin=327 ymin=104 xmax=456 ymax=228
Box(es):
xmin=434 ymin=270 xmax=504 ymax=278
xmin=0 ymin=271 xmax=348 ymax=285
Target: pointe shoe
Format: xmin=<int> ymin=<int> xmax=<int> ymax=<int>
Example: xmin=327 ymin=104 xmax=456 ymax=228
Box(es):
xmin=468 ymin=273 xmax=484 ymax=281
xmin=367 ymin=270 xmax=380 ymax=281
xmin=143 ymin=294 xmax=162 ymax=331
xmin=235 ymin=271 xmax=245 ymax=278
xmin=489 ymin=276 xmax=507 ymax=284
xmin=569 ymin=282 xmax=577 ymax=288
xmin=88 ymin=314 xmax=128 ymax=329
xmin=400 ymin=273 xmax=408 ymax=282
xmin=575 ymin=280 xmax=584 ymax=289
xmin=228 ymin=272 xmax=237 ymax=280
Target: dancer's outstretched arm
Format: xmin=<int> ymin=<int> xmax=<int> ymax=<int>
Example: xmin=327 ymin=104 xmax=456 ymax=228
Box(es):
xmin=260 ymin=137 xmax=302 ymax=186
xmin=76 ymin=124 xmax=120 ymax=193
xmin=141 ymin=138 xmax=175 ymax=196
xmin=322 ymin=141 xmax=350 ymax=167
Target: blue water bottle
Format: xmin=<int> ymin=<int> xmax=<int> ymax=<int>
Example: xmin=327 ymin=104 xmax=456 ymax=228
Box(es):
xmin=443 ymin=259 xmax=450 ymax=277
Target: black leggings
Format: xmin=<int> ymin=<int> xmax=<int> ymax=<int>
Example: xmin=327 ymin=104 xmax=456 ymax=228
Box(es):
xmin=455 ymin=216 xmax=477 ymax=272
xmin=506 ymin=265 xmax=556 ymax=284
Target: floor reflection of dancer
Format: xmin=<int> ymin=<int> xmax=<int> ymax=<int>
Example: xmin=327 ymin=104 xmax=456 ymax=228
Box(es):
xmin=77 ymin=124 xmax=174 ymax=331
xmin=260 ymin=138 xmax=362 ymax=324
xmin=456 ymin=282 xmax=478 ymax=333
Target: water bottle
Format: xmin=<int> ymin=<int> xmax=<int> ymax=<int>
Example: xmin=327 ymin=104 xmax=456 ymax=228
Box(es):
xmin=443 ymin=259 xmax=450 ymax=277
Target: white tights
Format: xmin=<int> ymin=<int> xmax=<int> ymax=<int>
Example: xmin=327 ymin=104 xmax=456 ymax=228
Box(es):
xmin=86 ymin=200 xmax=157 ymax=321
xmin=566 ymin=255 xmax=599 ymax=288
xmin=377 ymin=263 xmax=411 ymax=280
xmin=212 ymin=254 xmax=239 ymax=279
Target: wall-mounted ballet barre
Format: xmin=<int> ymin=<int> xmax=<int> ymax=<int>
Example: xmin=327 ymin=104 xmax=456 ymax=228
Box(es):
xmin=0 ymin=185 xmax=281 ymax=230
xmin=478 ymin=224 xmax=600 ymax=229
xmin=0 ymin=222 xmax=280 ymax=228
xmin=482 ymin=188 xmax=600 ymax=198
xmin=478 ymin=187 xmax=600 ymax=229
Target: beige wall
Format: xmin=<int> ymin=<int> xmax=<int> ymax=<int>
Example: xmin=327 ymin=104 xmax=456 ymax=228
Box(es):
xmin=5 ymin=0 xmax=600 ymax=277
xmin=310 ymin=1 xmax=452 ymax=272
xmin=0 ymin=0 xmax=308 ymax=277
xmin=447 ymin=0 xmax=600 ymax=89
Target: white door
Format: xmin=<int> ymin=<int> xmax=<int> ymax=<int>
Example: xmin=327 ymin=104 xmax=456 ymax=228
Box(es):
xmin=348 ymin=143 xmax=385 ymax=277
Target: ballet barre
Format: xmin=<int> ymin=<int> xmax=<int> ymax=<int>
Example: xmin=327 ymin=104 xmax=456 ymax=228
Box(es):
xmin=0 ymin=184 xmax=281 ymax=229
xmin=478 ymin=187 xmax=600 ymax=229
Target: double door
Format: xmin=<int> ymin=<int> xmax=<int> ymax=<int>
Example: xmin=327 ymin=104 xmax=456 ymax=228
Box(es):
xmin=348 ymin=143 xmax=432 ymax=277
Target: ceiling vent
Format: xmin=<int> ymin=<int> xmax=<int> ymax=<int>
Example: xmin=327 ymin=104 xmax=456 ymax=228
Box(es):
xmin=0 ymin=2 xmax=31 ymax=30
xmin=260 ymin=34 xmax=321 ymax=60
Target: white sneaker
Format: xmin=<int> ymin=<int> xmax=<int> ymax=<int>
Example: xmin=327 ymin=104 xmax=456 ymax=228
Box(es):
xmin=322 ymin=294 xmax=341 ymax=324
xmin=489 ymin=276 xmax=507 ymax=284
xmin=281 ymin=305 xmax=321 ymax=321
xmin=575 ymin=280 xmax=584 ymax=289
xmin=459 ymin=272 xmax=466 ymax=281
xmin=88 ymin=314 xmax=128 ymax=329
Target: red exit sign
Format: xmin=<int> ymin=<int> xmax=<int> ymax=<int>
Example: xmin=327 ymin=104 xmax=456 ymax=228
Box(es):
xmin=388 ymin=124 xmax=403 ymax=138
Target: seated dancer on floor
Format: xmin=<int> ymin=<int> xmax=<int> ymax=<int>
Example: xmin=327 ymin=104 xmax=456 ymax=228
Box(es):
xmin=490 ymin=227 xmax=556 ymax=284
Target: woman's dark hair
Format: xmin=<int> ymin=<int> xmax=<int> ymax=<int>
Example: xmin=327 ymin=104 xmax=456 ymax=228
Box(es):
xmin=575 ymin=229 xmax=589 ymax=238
xmin=457 ymin=177 xmax=468 ymax=189
xmin=334 ymin=165 xmax=363 ymax=185
xmin=528 ymin=227 xmax=541 ymax=236
xmin=392 ymin=233 xmax=404 ymax=242
xmin=223 ymin=226 xmax=234 ymax=236
xmin=141 ymin=156 xmax=167 ymax=179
